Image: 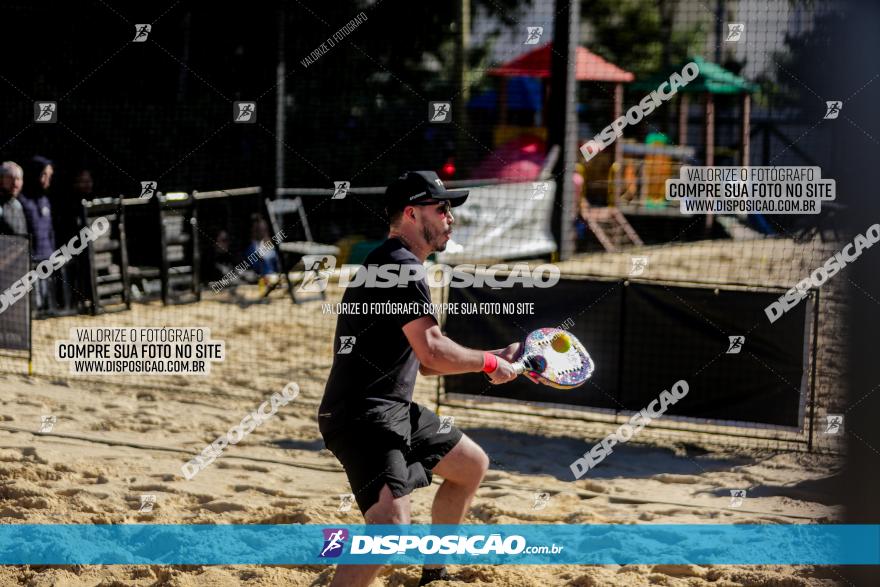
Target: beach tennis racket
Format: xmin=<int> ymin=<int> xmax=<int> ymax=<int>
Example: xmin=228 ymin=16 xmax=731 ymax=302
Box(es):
xmin=511 ymin=328 xmax=594 ymax=389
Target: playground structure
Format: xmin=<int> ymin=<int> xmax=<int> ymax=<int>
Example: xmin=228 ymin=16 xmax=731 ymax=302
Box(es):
xmin=473 ymin=45 xmax=760 ymax=250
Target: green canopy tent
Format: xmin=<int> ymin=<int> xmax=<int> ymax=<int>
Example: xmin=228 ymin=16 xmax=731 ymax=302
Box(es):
xmin=632 ymin=56 xmax=759 ymax=167
xmin=633 ymin=57 xmax=758 ymax=230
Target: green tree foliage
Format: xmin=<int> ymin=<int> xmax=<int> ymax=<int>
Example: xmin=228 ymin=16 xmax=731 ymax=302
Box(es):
xmin=581 ymin=0 xmax=707 ymax=76
xmin=287 ymin=0 xmax=531 ymax=185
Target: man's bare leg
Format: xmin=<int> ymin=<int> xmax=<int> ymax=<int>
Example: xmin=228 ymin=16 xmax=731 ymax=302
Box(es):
xmin=419 ymin=434 xmax=489 ymax=581
xmin=430 ymin=434 xmax=489 ymax=524
xmin=328 ymin=485 xmax=410 ymax=587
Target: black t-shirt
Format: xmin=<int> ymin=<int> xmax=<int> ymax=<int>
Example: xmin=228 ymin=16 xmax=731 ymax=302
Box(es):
xmin=319 ymin=238 xmax=436 ymax=435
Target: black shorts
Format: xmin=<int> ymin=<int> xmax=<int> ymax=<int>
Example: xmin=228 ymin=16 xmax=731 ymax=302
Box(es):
xmin=320 ymin=402 xmax=463 ymax=515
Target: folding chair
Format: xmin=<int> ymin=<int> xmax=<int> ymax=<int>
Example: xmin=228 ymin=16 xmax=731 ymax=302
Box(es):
xmin=122 ymin=196 xmax=162 ymax=303
xmin=158 ymin=192 xmax=200 ymax=305
xmin=264 ymin=197 xmax=339 ymax=303
xmin=82 ymin=197 xmax=131 ymax=315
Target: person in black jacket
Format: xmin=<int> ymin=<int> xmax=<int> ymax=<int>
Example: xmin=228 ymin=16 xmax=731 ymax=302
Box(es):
xmin=51 ymin=167 xmax=96 ymax=312
xmin=20 ymin=156 xmax=57 ymax=313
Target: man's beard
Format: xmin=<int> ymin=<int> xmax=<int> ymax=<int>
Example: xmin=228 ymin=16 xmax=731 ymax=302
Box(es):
xmin=422 ymin=224 xmax=448 ymax=252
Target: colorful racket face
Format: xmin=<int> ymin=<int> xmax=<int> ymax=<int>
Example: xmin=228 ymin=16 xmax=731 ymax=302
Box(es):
xmin=513 ymin=327 xmax=594 ymax=389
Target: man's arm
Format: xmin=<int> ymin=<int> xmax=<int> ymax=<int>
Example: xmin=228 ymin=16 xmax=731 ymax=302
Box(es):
xmin=418 ymin=363 xmax=443 ymax=376
xmin=418 ymin=343 xmax=519 ymax=375
xmin=402 ymin=316 xmax=517 ymax=383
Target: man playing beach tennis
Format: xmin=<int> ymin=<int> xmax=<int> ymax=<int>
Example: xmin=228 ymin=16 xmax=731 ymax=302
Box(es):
xmin=318 ymin=170 xmax=523 ymax=586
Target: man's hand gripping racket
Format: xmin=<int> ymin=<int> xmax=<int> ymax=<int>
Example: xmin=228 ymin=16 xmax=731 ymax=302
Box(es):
xmin=497 ymin=328 xmax=594 ymax=389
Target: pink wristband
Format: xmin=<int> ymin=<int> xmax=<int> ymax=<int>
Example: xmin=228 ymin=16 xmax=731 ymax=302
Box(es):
xmin=482 ymin=352 xmax=498 ymax=373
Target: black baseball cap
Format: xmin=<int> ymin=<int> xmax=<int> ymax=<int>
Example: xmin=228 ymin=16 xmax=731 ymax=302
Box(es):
xmin=385 ymin=170 xmax=469 ymax=215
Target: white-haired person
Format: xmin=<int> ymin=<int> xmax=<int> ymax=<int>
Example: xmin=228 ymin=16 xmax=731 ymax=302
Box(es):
xmin=0 ymin=161 xmax=27 ymax=236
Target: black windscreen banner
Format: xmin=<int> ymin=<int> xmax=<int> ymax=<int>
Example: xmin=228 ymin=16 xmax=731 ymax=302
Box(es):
xmin=444 ymin=278 xmax=809 ymax=429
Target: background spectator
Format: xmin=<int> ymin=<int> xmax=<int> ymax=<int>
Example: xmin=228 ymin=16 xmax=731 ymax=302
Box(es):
xmin=20 ymin=156 xmax=58 ymax=313
xmin=72 ymin=169 xmax=94 ymax=198
xmin=0 ymin=161 xmax=27 ymax=236
xmin=53 ymin=167 xmax=95 ymax=235
xmin=209 ymin=229 xmax=235 ymax=279
xmin=51 ymin=167 xmax=97 ymax=313
xmin=244 ymin=214 xmax=280 ymax=278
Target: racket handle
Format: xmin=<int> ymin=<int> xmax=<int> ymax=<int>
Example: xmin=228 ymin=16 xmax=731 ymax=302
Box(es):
xmin=514 ymin=355 xmax=546 ymax=376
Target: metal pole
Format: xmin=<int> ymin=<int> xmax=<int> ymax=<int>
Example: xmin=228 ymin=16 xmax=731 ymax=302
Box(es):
xmin=704 ymin=92 xmax=715 ymax=231
xmin=678 ymin=94 xmax=689 ymax=147
xmin=613 ymin=83 xmax=623 ymax=202
xmin=807 ymin=288 xmax=819 ymax=451
xmin=27 ymin=234 xmax=33 ymax=376
xmin=548 ymin=0 xmax=580 ymax=260
xmin=741 ymin=94 xmax=751 ymax=165
xmin=455 ymin=0 xmax=471 ymax=176
xmin=275 ymin=3 xmax=286 ymax=197
xmin=615 ymin=280 xmax=627 ymax=415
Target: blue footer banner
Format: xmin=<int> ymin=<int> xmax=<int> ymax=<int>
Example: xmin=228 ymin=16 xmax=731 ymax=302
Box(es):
xmin=0 ymin=524 xmax=877 ymax=565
